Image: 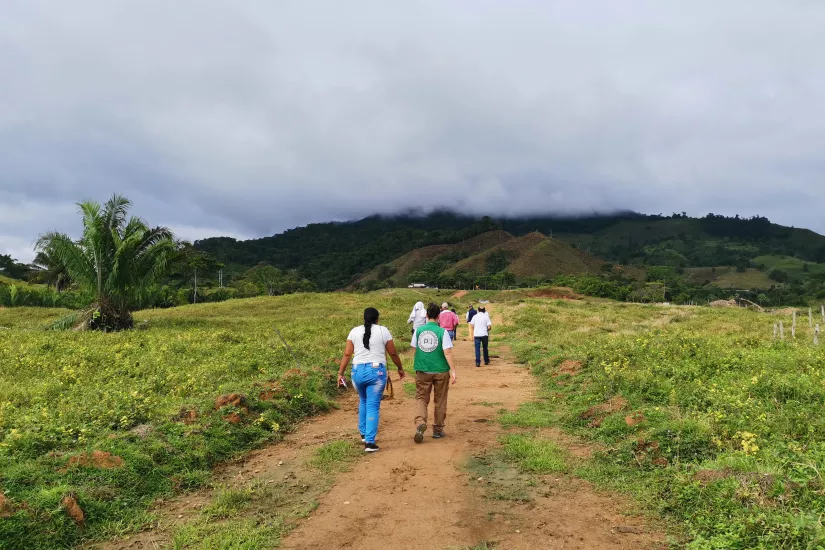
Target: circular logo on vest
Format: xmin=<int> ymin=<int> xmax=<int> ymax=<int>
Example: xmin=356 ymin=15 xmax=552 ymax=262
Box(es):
xmin=417 ymin=330 xmax=439 ymax=352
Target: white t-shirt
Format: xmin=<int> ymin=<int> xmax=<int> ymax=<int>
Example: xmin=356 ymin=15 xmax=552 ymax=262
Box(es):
xmin=410 ymin=326 xmax=454 ymax=350
xmin=347 ymin=324 xmax=393 ymax=364
xmin=469 ymin=312 xmax=491 ymax=337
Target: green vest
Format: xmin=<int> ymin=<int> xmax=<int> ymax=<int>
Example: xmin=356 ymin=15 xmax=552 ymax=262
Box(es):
xmin=413 ymin=322 xmax=449 ymax=373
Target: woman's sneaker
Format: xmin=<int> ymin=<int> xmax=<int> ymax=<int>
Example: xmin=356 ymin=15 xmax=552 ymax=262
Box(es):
xmin=414 ymin=423 xmax=427 ymax=444
xmin=364 ymin=443 xmax=379 ymax=453
xmin=432 ymin=431 xmax=446 ymax=439
xmin=360 ymin=434 xmax=366 ymax=443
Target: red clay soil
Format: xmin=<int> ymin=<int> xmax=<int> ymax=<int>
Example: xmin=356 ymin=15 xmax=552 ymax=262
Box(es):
xmin=214 ymin=393 xmax=249 ymax=412
xmin=556 ymin=359 xmax=583 ymax=376
xmin=581 ymin=396 xmax=629 ymax=428
xmin=62 ymin=495 xmax=85 ymax=526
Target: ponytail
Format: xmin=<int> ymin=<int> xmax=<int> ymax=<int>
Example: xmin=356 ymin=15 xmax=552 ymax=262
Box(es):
xmin=363 ymin=307 xmax=380 ymax=349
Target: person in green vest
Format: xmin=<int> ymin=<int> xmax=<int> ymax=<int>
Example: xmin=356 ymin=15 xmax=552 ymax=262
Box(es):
xmin=411 ymin=303 xmax=457 ymax=442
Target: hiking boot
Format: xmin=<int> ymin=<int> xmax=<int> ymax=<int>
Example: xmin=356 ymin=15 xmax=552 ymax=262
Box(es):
xmin=432 ymin=431 xmax=446 ymax=439
xmin=475 ymin=364 xmax=481 ymax=368
xmin=414 ymin=423 xmax=427 ymax=444
xmin=364 ymin=443 xmax=380 ymax=453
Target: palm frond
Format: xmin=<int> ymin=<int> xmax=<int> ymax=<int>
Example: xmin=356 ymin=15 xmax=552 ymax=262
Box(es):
xmin=48 ymin=311 xmax=84 ymax=331
xmin=104 ymin=194 xmax=131 ymax=237
xmin=39 ymin=232 xmax=96 ymax=295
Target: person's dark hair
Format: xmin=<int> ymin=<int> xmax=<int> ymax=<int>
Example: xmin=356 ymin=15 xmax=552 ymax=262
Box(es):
xmin=426 ymin=303 xmax=441 ymax=320
xmin=479 ymin=307 xmax=486 ymax=313
xmin=363 ymin=307 xmax=380 ymax=349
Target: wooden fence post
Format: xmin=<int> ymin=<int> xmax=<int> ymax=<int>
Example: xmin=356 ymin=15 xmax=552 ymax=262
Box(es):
xmin=793 ymin=311 xmax=797 ymax=338
xmin=780 ymin=321 xmax=785 ymax=340
xmin=816 ymin=324 xmax=820 ymax=346
xmin=809 ymin=308 xmax=813 ymax=328
xmin=773 ymin=323 xmax=778 ymax=340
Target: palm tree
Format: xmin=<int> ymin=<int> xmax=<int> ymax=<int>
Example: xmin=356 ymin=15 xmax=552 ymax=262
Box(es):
xmin=29 ymin=246 xmax=71 ymax=292
xmin=37 ymin=194 xmax=177 ymax=331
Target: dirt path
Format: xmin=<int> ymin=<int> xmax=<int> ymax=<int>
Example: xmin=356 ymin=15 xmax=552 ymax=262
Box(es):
xmin=93 ymin=325 xmax=664 ymax=550
xmin=280 ymin=334 xmax=664 ymax=550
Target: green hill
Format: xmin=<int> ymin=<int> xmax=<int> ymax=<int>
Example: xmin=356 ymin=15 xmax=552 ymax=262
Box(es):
xmin=356 ymin=231 xmax=606 ymax=289
xmin=195 ymin=211 xmax=825 ymax=298
xmin=358 ymin=230 xmax=513 ymax=285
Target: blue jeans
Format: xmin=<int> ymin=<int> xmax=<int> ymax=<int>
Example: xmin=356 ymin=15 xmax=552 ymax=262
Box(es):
xmin=447 ymin=329 xmax=456 ymax=340
xmin=474 ymin=336 xmax=489 ymax=365
xmin=351 ymin=363 xmax=387 ymax=444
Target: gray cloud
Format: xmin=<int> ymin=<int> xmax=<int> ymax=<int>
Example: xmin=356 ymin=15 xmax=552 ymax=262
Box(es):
xmin=2 ymin=0 xmax=825 ymax=261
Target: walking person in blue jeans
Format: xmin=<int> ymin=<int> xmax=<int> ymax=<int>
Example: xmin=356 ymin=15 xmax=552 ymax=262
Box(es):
xmin=469 ymin=306 xmax=492 ymax=367
xmin=337 ymin=307 xmax=406 ymax=452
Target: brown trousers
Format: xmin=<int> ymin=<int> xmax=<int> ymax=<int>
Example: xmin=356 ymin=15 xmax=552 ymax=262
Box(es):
xmin=415 ymin=371 xmax=450 ymax=431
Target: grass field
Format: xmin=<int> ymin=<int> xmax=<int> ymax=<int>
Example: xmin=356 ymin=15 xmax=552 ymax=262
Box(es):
xmin=686 ymin=266 xmax=777 ymax=289
xmin=753 ymin=255 xmax=825 ymax=278
xmin=0 ymin=291 xmax=417 ymax=549
xmin=498 ymin=300 xmax=825 ymax=548
xmin=5 ymin=288 xmax=825 ymax=548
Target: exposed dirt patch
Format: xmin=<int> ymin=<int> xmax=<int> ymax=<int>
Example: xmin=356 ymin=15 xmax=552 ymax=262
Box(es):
xmin=581 ymin=396 xmax=629 ymax=427
xmin=174 ymin=407 xmax=199 ymax=424
xmin=0 ymin=492 xmax=16 ymax=518
xmin=62 ymin=494 xmax=85 ymax=526
xmin=451 ymin=290 xmax=469 ymax=299
xmin=214 ymin=393 xmax=249 ymax=412
xmin=61 ymin=451 xmax=124 ymax=472
xmin=625 ymin=411 xmax=646 ymax=427
xmin=223 ymin=412 xmax=244 ymax=424
xmin=556 ymin=359 xmax=583 ymax=377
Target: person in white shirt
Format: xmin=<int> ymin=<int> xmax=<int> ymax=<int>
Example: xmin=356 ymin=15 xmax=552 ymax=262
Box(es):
xmin=407 ymin=301 xmax=427 ymax=335
xmin=469 ymin=306 xmax=492 ymax=367
xmin=337 ymin=307 xmax=406 ymax=452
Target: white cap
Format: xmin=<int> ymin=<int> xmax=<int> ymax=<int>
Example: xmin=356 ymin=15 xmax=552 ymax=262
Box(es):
xmin=441 ymin=302 xmax=448 ymax=309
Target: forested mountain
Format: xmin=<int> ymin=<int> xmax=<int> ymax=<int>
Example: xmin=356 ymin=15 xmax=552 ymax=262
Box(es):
xmin=195 ymin=211 xmax=825 ymax=293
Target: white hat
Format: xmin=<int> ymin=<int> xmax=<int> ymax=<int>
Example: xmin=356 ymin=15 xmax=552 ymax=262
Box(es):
xmin=441 ymin=302 xmax=448 ymax=309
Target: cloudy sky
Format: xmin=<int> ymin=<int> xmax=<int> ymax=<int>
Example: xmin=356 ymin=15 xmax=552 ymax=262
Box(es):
xmin=2 ymin=1 xmax=824 ymax=261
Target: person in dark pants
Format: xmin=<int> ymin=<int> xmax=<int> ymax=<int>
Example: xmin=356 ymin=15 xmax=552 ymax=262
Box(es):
xmin=412 ymin=303 xmax=457 ymax=441
xmin=469 ymin=306 xmax=492 ymax=367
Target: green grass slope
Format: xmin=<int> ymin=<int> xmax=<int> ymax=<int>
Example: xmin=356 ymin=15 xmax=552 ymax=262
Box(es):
xmin=447 ymin=232 xmax=547 ymax=275
xmin=500 ymin=299 xmax=825 ymax=548
xmin=507 ymin=237 xmax=604 ymax=279
xmin=442 ymin=232 xmax=603 ymax=280
xmin=0 ymin=291 xmax=422 ymax=549
xmin=358 ymin=230 xmax=514 ymax=284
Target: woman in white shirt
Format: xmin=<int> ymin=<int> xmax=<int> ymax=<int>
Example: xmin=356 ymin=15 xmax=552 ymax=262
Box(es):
xmin=337 ymin=307 xmax=406 ymax=452
xmin=407 ymin=301 xmax=427 ymax=335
